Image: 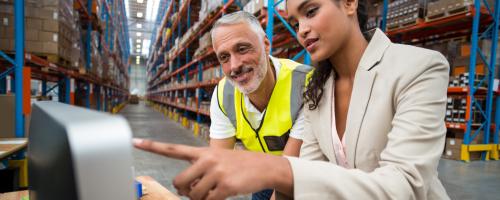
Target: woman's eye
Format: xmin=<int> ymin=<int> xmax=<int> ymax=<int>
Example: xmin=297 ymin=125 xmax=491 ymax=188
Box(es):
xmin=306 ymin=7 xmax=318 ymax=18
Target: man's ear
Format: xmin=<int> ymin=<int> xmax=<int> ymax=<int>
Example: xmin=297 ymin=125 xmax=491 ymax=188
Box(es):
xmin=263 ymin=36 xmax=271 ymax=54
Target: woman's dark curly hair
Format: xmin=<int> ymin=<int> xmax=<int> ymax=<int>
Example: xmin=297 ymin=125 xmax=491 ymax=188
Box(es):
xmin=304 ymin=0 xmax=368 ymax=110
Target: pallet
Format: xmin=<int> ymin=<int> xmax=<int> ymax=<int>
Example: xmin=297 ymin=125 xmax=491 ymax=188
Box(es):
xmin=387 ymin=18 xmax=423 ymax=31
xmin=425 ymin=5 xmax=471 ymax=22
xmin=36 ymin=54 xmax=72 ymax=68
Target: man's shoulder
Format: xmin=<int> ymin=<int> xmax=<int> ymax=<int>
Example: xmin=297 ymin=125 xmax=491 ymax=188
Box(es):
xmin=274 ymin=57 xmax=313 ymax=74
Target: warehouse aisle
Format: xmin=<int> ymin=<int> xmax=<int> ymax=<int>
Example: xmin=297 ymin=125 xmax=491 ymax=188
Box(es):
xmin=120 ymin=101 xmax=207 ymax=195
xmin=438 ymin=159 xmax=500 ymax=199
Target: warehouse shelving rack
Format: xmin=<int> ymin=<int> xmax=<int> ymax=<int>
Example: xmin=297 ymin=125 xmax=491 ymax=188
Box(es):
xmin=146 ymin=0 xmax=312 ymax=138
xmin=380 ymin=0 xmax=500 ymax=161
xmin=0 ymin=0 xmax=131 ymax=139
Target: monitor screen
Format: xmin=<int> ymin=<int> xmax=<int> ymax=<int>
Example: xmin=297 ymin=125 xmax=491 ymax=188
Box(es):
xmin=28 ymin=101 xmax=136 ymax=200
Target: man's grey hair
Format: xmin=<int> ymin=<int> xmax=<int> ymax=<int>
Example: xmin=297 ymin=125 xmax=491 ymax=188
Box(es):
xmin=210 ymin=11 xmax=267 ymax=43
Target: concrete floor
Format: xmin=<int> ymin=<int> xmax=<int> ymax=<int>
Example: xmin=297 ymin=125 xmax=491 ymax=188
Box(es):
xmin=120 ymin=102 xmax=500 ymax=199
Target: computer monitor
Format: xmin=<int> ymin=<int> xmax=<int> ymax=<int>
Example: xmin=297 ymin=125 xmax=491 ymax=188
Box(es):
xmin=28 ymin=101 xmax=136 ymax=200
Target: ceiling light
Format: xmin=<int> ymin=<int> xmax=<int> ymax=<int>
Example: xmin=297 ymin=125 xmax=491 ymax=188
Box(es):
xmin=136 ymin=59 xmax=140 ymax=65
xmin=146 ymin=0 xmax=160 ymax=21
xmin=136 ymin=49 xmax=141 ymax=53
xmin=136 ymin=56 xmax=141 ymax=60
xmin=136 ymin=39 xmax=141 ymax=43
xmin=137 ymin=44 xmax=141 ymax=48
xmin=136 ymin=23 xmax=142 ymax=29
xmin=137 ymin=12 xmax=143 ymax=18
xmin=136 ymin=32 xmax=142 ymax=36
xmin=142 ymin=39 xmax=151 ymax=56
xmin=137 ymin=0 xmax=143 ymax=3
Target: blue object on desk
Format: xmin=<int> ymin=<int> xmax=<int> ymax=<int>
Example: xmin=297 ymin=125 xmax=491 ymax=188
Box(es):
xmin=135 ymin=180 xmax=143 ymax=199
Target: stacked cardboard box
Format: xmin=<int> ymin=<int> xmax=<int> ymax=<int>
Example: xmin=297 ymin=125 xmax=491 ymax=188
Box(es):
xmin=426 ymin=0 xmax=494 ymax=21
xmin=443 ymin=131 xmax=485 ymax=160
xmin=0 ymin=0 xmax=79 ymax=68
xmin=386 ymin=0 xmax=425 ymax=30
xmin=445 ymin=96 xmax=486 ymax=124
xmin=366 ymin=2 xmax=383 ymax=30
xmin=194 ymin=32 xmax=212 ymax=58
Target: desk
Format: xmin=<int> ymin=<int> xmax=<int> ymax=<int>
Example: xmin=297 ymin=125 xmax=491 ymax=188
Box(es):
xmin=0 ymin=177 xmax=179 ymax=200
xmin=0 ymin=138 xmax=28 ymax=160
xmin=0 ymin=190 xmax=28 ymax=200
xmin=136 ymin=176 xmax=180 ymax=200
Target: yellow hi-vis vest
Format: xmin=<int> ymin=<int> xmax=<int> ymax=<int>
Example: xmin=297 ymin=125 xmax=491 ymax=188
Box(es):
xmin=217 ymin=58 xmax=312 ymax=155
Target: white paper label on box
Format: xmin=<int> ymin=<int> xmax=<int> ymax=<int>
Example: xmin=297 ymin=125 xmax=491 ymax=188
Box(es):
xmin=6 ymin=75 xmax=11 ymax=93
xmin=447 ymin=98 xmax=452 ymax=103
xmin=446 ymin=150 xmax=452 ymax=156
xmin=53 ymin=34 xmax=58 ymax=42
xmin=446 ymin=110 xmax=451 ymax=115
xmin=450 ymin=139 xmax=456 ymax=145
xmin=2 ymin=18 xmax=8 ymax=26
xmin=70 ymin=78 xmax=75 ymax=93
xmin=494 ymin=79 xmax=499 ymax=92
xmin=53 ymin=12 xmax=58 ymax=20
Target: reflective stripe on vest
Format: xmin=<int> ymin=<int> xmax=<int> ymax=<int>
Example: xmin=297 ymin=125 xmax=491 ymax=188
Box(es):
xmin=217 ymin=58 xmax=312 ymax=155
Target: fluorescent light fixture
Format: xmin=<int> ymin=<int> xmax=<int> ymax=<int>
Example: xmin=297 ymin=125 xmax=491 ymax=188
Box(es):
xmin=136 ymin=44 xmax=141 ymax=48
xmin=136 ymin=32 xmax=142 ymax=37
xmin=136 ymin=59 xmax=140 ymax=65
xmin=137 ymin=0 xmax=144 ymax=3
xmin=136 ymin=49 xmax=141 ymax=53
xmin=146 ymin=0 xmax=160 ymax=21
xmin=142 ymin=39 xmax=151 ymax=56
xmin=136 ymin=56 xmax=141 ymax=60
xmin=137 ymin=12 xmax=143 ymax=18
xmin=136 ymin=39 xmax=141 ymax=43
xmin=136 ymin=23 xmax=142 ymax=29
xmin=125 ymin=0 xmax=130 ymax=20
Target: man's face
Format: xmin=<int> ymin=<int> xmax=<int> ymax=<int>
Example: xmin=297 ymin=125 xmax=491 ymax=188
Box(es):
xmin=212 ymin=22 xmax=269 ymax=94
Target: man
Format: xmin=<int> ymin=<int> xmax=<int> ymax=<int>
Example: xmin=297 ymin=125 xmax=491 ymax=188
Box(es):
xmin=208 ymin=11 xmax=311 ymax=199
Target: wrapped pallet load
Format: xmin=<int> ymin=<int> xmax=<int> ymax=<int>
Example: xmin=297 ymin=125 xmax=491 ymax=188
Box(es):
xmin=0 ymin=0 xmax=79 ymax=68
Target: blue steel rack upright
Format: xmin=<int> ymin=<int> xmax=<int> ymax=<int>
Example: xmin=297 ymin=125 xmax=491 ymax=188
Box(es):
xmin=0 ymin=0 xmax=25 ymax=138
xmin=265 ymin=0 xmax=311 ymax=65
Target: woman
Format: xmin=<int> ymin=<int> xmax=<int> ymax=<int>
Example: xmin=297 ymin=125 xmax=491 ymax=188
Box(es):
xmin=134 ymin=0 xmax=450 ymax=199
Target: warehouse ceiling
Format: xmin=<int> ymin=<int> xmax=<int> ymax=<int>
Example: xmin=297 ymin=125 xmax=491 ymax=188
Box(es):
xmin=126 ymin=0 xmax=162 ymax=59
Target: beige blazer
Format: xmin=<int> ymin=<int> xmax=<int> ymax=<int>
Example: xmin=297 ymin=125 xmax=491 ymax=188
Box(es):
xmin=284 ymin=29 xmax=450 ymax=199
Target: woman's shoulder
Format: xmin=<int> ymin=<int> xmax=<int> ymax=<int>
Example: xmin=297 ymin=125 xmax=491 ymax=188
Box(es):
xmin=379 ymin=43 xmax=450 ymax=75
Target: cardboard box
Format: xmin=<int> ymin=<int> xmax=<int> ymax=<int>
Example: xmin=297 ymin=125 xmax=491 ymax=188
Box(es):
xmin=25 ymin=41 xmax=43 ymax=53
xmin=42 ymin=19 xmax=59 ymax=32
xmin=26 ymin=18 xmax=43 ymax=30
xmin=0 ymin=94 xmax=15 ymax=138
xmin=0 ymin=38 xmax=13 ymax=51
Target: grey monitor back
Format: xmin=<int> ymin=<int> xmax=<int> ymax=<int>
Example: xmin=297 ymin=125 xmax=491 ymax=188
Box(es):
xmin=28 ymin=101 xmax=136 ymax=200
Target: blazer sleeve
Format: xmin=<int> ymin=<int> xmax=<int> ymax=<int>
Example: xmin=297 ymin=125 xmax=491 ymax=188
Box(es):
xmin=298 ymin=109 xmax=328 ymax=161
xmin=286 ymin=52 xmax=450 ymax=199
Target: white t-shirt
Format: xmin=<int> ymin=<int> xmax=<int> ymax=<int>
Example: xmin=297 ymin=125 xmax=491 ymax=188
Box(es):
xmin=209 ymin=56 xmax=305 ymax=140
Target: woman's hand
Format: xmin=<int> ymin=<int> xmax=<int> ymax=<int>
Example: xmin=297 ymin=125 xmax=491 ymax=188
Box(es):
xmin=133 ymin=138 xmax=294 ymax=200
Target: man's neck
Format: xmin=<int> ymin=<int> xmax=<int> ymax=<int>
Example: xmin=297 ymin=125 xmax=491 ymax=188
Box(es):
xmin=248 ymin=59 xmax=276 ymax=112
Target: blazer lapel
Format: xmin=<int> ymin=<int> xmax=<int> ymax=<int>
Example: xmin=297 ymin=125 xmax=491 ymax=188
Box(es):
xmin=344 ymin=70 xmax=377 ymax=167
xmin=344 ymin=28 xmax=390 ymax=167
xmin=316 ymin=73 xmax=337 ymax=163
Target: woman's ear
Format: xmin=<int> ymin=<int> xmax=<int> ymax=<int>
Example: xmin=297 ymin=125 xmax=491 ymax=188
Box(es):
xmin=344 ymin=0 xmax=358 ymax=16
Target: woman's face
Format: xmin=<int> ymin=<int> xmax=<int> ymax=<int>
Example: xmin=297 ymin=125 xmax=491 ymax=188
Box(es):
xmin=287 ymin=0 xmax=353 ymax=62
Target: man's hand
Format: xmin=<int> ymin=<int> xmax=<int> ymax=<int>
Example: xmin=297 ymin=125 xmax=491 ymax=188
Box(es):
xmin=133 ymin=138 xmax=294 ymax=200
